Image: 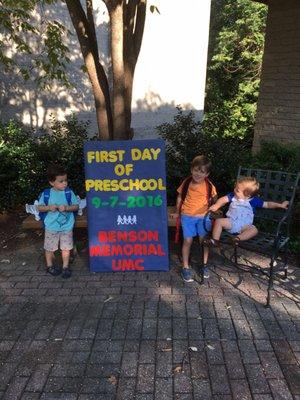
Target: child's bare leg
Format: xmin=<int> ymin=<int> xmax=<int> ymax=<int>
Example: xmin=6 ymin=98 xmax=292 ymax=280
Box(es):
xmin=237 ymin=225 xmax=258 ymax=241
xmin=61 ymin=249 xmax=70 ymax=268
xmin=199 ymin=237 xmax=209 ymax=264
xmin=212 ymin=218 xmax=232 ymax=241
xmin=45 ymin=250 xmax=55 ymax=268
xmin=182 ymin=237 xmax=193 ymax=268
xmin=203 ymin=244 xmax=209 ymax=264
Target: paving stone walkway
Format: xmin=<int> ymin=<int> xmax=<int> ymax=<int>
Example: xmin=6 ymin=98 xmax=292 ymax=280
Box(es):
xmin=0 ymin=237 xmax=299 ymax=400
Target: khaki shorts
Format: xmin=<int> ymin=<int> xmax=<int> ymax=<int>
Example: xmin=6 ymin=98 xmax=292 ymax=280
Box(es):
xmin=44 ymin=230 xmax=73 ymax=252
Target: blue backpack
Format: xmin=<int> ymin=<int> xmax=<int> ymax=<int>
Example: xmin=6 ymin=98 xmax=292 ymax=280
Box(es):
xmin=38 ymin=187 xmax=78 ymax=223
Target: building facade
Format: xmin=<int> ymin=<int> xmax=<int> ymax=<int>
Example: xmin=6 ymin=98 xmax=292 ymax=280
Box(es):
xmin=253 ymin=0 xmax=300 ymax=151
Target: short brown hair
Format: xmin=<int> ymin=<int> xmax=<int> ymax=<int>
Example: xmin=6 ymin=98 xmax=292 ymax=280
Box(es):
xmin=47 ymin=164 xmax=67 ymax=182
xmin=191 ymin=155 xmax=212 ymax=173
xmin=236 ymin=176 xmax=260 ymax=197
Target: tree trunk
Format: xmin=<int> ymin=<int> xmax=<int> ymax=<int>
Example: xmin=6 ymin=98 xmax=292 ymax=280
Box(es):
xmin=66 ymin=0 xmax=147 ymax=141
xmin=123 ymin=0 xmax=147 ymax=138
xmin=109 ymin=2 xmax=127 ymax=139
xmin=66 ymin=0 xmax=113 ymax=140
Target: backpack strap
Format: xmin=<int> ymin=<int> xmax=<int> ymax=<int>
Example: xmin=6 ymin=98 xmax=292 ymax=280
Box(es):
xmin=38 ymin=188 xmax=51 ymax=223
xmin=205 ymin=178 xmax=214 ymax=207
xmin=42 ymin=188 xmax=51 ymax=205
xmin=64 ymin=187 xmax=78 ymax=218
xmin=175 ymin=176 xmax=192 ymax=243
xmin=180 ymin=176 xmax=193 ymax=204
xmin=64 ymin=188 xmax=72 ymax=205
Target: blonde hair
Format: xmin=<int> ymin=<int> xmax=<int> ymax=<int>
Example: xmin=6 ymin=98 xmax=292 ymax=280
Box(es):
xmin=236 ymin=177 xmax=260 ymax=197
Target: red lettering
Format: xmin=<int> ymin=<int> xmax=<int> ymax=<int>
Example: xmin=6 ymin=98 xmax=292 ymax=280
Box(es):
xmin=148 ymin=230 xmax=159 ymax=242
xmin=128 ymin=231 xmax=137 ymax=242
xmin=98 ymin=231 xmax=107 ymax=243
xmin=97 ymin=230 xmax=159 ymax=243
xmin=133 ymin=244 xmax=142 ymax=255
xmin=138 ymin=230 xmax=147 ymax=241
xmin=90 ymin=246 xmax=101 ymax=256
xmin=118 ymin=231 xmax=128 ymax=241
xmin=111 ymin=245 xmax=123 ymax=255
xmin=123 ymin=244 xmax=133 ymax=256
xmin=102 ymin=245 xmax=110 ymax=256
xmin=135 ymin=259 xmax=144 ymax=270
xmin=112 ymin=259 xmax=121 ymax=270
xmin=108 ymin=231 xmax=116 ymax=242
xmin=148 ymin=244 xmax=157 ymax=255
xmin=111 ymin=258 xmax=144 ymax=271
xmin=157 ymin=245 xmax=166 ymax=256
xmin=90 ymin=245 xmax=110 ymax=256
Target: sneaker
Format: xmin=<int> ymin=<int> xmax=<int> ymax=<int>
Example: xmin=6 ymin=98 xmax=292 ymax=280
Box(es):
xmin=203 ymin=266 xmax=210 ymax=279
xmin=46 ymin=266 xmax=61 ymax=276
xmin=61 ymin=267 xmax=72 ymax=279
xmin=210 ymin=238 xmax=220 ymax=247
xmin=181 ymin=268 xmax=194 ymax=283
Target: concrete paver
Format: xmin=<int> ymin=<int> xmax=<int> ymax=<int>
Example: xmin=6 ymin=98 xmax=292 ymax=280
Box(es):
xmin=0 ymin=238 xmax=299 ymax=399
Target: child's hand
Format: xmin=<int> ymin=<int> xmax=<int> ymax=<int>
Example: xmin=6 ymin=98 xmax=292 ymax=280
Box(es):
xmin=281 ymin=201 xmax=289 ymax=209
xmin=209 ymin=204 xmax=219 ymax=212
xmin=58 ymin=205 xmax=67 ymax=212
xmin=49 ymin=205 xmax=57 ymax=212
xmin=170 ymin=212 xmax=179 ymax=219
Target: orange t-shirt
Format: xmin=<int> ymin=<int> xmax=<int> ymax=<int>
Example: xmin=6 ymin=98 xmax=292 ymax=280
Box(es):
xmin=177 ymin=179 xmax=217 ymax=216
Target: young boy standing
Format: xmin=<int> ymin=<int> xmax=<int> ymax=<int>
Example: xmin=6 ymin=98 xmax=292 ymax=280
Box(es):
xmin=171 ymin=155 xmax=217 ymax=282
xmin=37 ymin=165 xmax=79 ymax=278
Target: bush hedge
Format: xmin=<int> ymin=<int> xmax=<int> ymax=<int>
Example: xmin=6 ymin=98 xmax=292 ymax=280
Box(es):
xmin=0 ymin=115 xmax=93 ymax=212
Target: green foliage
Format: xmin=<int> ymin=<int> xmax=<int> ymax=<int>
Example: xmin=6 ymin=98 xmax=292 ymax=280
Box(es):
xmin=0 ymin=121 xmax=37 ymax=210
xmin=0 ymin=0 xmax=70 ymax=87
xmin=0 ymin=116 xmax=92 ymax=212
xmin=252 ymin=141 xmax=300 ymax=250
xmin=251 ymin=141 xmax=300 ymax=173
xmin=204 ymin=0 xmax=267 ymax=140
xmin=157 ymin=108 xmax=251 ymax=204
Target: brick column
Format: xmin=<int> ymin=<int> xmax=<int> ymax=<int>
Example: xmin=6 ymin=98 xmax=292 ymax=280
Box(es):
xmin=253 ymin=0 xmax=300 ymax=152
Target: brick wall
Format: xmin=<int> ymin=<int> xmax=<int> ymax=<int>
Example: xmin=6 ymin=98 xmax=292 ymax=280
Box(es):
xmin=253 ymin=0 xmax=300 ymax=152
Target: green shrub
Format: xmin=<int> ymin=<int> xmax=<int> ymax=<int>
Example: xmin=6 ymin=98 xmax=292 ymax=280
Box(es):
xmin=0 ymin=121 xmax=37 ymax=211
xmin=0 ymin=115 xmax=93 ymax=212
xmin=251 ymin=140 xmax=300 ymax=173
xmin=156 ymin=108 xmax=251 ymax=204
xmin=253 ymin=140 xmax=300 ymax=249
xmin=35 ymin=115 xmax=93 ymax=198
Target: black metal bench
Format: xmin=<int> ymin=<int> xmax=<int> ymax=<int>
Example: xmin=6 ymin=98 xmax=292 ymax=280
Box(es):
xmin=221 ymin=167 xmax=300 ymax=306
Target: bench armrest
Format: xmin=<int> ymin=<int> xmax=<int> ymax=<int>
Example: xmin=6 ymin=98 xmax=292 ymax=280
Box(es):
xmin=274 ymin=212 xmax=289 ymax=243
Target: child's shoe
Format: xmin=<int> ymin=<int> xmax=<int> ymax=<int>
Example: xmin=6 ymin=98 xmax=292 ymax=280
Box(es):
xmin=203 ymin=265 xmax=210 ymax=279
xmin=210 ymin=238 xmax=220 ymax=247
xmin=181 ymin=267 xmax=194 ymax=283
xmin=46 ymin=266 xmax=62 ymax=276
xmin=230 ymin=236 xmax=241 ymax=246
xmin=62 ymin=267 xmax=72 ymax=279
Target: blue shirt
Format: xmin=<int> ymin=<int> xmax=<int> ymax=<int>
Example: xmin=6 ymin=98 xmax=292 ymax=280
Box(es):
xmin=227 ymin=192 xmax=264 ymax=212
xmin=38 ymin=188 xmax=78 ymax=232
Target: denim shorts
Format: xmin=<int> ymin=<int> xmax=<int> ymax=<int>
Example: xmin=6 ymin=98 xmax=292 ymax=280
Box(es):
xmin=181 ymin=214 xmax=212 ymax=238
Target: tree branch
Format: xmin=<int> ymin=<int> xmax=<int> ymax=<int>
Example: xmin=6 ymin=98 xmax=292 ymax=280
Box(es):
xmin=133 ymin=0 xmax=146 ymax=59
xmin=86 ymin=0 xmax=100 ymax=61
xmin=65 ymin=0 xmax=113 ymax=139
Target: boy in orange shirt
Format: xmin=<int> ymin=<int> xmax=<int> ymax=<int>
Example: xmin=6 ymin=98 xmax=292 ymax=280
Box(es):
xmin=171 ymin=155 xmax=217 ymax=282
